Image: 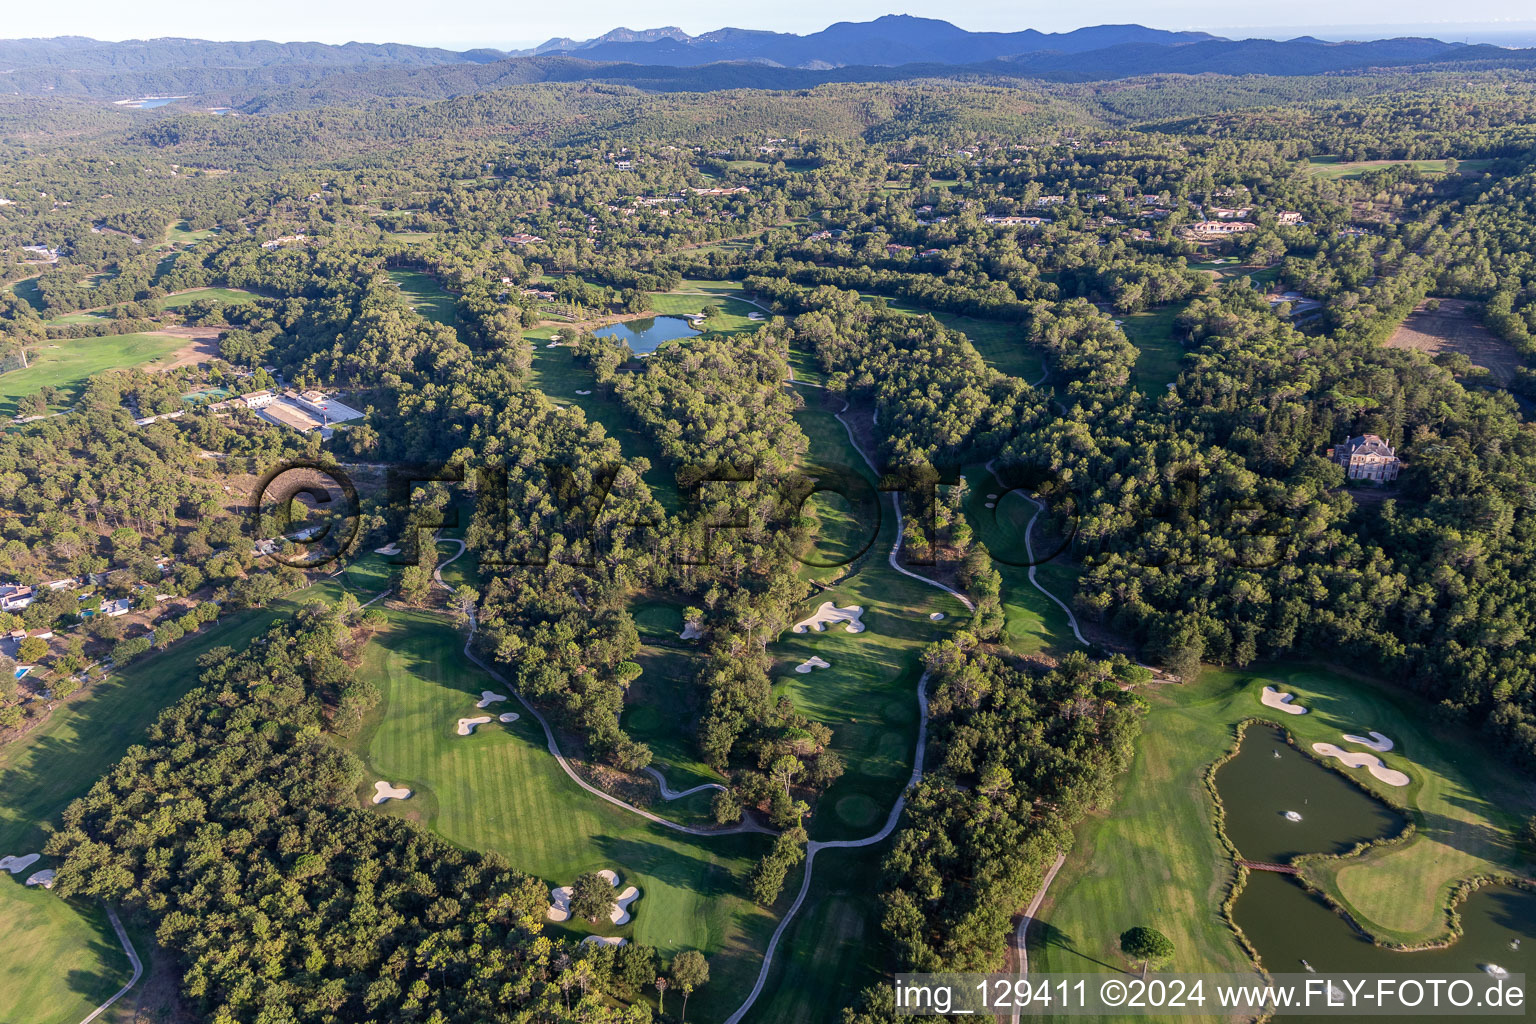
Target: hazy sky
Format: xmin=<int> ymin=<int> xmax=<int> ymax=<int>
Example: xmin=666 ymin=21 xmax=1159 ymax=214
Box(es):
xmin=12 ymin=1 xmax=1536 ymax=49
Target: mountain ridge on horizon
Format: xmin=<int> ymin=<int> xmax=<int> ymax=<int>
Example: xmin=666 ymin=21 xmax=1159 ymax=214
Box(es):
xmin=3 ymin=17 xmax=1530 ymax=113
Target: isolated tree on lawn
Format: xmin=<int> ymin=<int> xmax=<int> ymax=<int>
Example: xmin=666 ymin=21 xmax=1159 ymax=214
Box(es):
xmin=655 ymin=975 xmax=668 ymax=1015
xmin=569 ymin=871 xmax=616 ymax=923
xmin=671 ymin=949 xmax=710 ymax=1023
xmin=1120 ymin=926 xmax=1174 ymax=977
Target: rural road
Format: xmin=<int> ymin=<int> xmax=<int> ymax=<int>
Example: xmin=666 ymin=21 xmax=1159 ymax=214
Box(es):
xmin=76 ymin=904 xmax=142 ymax=1024
xmin=1010 ymin=851 xmax=1068 ymax=1024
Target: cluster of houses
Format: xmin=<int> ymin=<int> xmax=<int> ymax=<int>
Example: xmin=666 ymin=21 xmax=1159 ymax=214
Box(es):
xmin=504 ymin=233 xmax=544 ymax=246
xmin=687 ymin=185 xmax=752 ymax=197
xmin=984 ymin=214 xmax=1053 ymax=228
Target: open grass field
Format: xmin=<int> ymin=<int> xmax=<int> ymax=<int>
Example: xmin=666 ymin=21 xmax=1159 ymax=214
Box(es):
xmin=164 ymin=221 xmax=218 ymax=244
xmin=0 ymin=333 xmax=185 ymax=415
xmin=159 ymin=286 xmax=258 ymax=308
xmin=525 ymin=339 xmax=683 ymax=513
xmin=1121 ymin=304 xmax=1187 ymax=392
xmin=624 ymin=644 xmax=725 ymax=791
xmin=648 ymin=290 xmax=763 ymax=336
xmin=1305 ymin=157 xmax=1495 ymax=180
xmin=46 ymin=310 xmax=111 ymax=325
xmin=349 ymin=608 xmax=778 ymax=1021
xmin=0 ymin=567 xmax=384 ymax=1023
xmin=960 ymin=465 xmax=1077 ymax=658
xmin=779 ymin=385 xmax=968 ymax=843
xmin=1033 ymin=662 xmax=1535 ymax=1006
xmin=0 ymin=883 xmax=128 ymax=1024
xmin=745 ymin=840 xmax=893 ymax=1024
xmin=387 ymin=268 xmax=457 ymax=326
xmin=10 ymin=276 xmax=44 ymax=309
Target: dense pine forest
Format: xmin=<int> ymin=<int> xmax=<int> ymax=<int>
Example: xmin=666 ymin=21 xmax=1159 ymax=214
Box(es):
xmin=3 ymin=60 xmax=1536 ymax=1024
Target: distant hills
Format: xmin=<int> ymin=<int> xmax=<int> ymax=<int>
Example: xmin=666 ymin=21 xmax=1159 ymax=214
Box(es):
xmin=2 ymin=18 xmax=1534 ymax=111
xmin=511 ymin=17 xmax=1221 ymax=68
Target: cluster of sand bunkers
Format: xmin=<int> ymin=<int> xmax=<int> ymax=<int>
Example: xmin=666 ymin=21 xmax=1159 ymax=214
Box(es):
xmin=1 ymin=852 xmax=56 ymax=888
xmin=792 ymin=601 xmax=865 ymax=634
xmin=1256 ymin=686 xmax=1412 ymax=787
xmin=372 ymin=692 xmax=525 ymax=805
xmin=456 ymin=691 xmax=521 ymax=736
xmin=546 ymin=869 xmax=639 ymax=946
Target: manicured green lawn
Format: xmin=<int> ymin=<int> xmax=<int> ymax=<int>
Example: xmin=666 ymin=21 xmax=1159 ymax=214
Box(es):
xmin=164 ymin=220 xmax=218 ymax=244
xmin=779 ymin=388 xmax=967 ymax=843
xmin=0 ymin=333 xmax=185 ymax=416
xmin=9 ymin=276 xmax=44 ymax=309
xmin=623 ymin=644 xmax=724 ymax=791
xmin=159 ymin=286 xmax=258 ymax=308
xmin=1121 ymin=304 xmax=1186 ymax=393
xmin=387 ymin=269 xmax=457 ymax=326
xmin=961 ymin=465 xmax=1077 ymax=658
xmin=1033 ymin=662 xmax=1535 ymax=1008
xmin=0 ymin=884 xmax=128 ymax=1024
xmin=1305 ymin=157 xmax=1495 ymax=180
xmin=648 ymin=285 xmax=764 ymax=336
xmin=525 ymin=340 xmax=682 ymax=513
xmin=744 ymin=840 xmax=893 ymax=1024
xmin=349 ymin=608 xmax=778 ymax=1021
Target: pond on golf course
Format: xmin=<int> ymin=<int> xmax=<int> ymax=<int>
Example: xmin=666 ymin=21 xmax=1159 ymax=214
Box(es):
xmin=1216 ymin=724 xmax=1534 ymax=1016
xmin=594 ymin=315 xmax=698 ymax=355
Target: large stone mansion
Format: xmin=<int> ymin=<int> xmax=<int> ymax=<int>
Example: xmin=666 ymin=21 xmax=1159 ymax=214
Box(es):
xmin=1330 ymin=433 xmax=1401 ymax=483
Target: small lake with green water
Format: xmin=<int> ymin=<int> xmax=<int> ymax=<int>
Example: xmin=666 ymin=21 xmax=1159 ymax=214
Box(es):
xmin=1216 ymin=724 xmax=1533 ymax=1019
xmin=594 ymin=315 xmax=698 ymax=355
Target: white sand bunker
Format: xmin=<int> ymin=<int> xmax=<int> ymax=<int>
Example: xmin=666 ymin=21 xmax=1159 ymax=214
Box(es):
xmin=929 ymin=612 xmax=945 ymax=621
xmin=984 ymin=502 xmax=995 ymax=509
xmin=581 ymin=935 xmax=628 ymax=947
xmin=25 ymin=869 xmax=55 ymax=888
xmin=457 ymin=716 xmax=492 ymax=736
xmin=547 ymin=886 xmax=574 ymax=921
xmin=1 ymin=853 xmax=41 ymax=874
xmin=1260 ymin=685 xmax=1308 ymax=715
xmin=545 ymin=341 xmax=558 ymax=348
xmin=987 ymin=493 xmax=998 ymax=500
xmin=792 ymin=601 xmax=866 ymax=634
xmin=476 ymin=690 xmax=508 ymax=708
xmin=1343 ymin=731 xmax=1394 ymax=752
xmin=680 ymin=621 xmax=704 ymax=640
xmin=575 ymin=389 xmax=592 ymax=395
xmin=794 ymin=655 xmax=831 ymax=674
xmin=612 ymin=885 xmax=639 ymax=924
xmin=499 ymin=712 xmax=521 ymax=723
xmin=372 ymin=781 xmax=412 ymax=804
xmin=373 ymin=543 xmax=401 ymax=555
xmin=1311 ymin=743 xmax=1411 ymax=787
xmin=547 ymin=870 xmax=639 ymax=924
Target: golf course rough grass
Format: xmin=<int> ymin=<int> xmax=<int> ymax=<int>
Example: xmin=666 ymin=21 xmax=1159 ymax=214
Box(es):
xmin=1031 ymin=663 xmax=1535 ymax=1011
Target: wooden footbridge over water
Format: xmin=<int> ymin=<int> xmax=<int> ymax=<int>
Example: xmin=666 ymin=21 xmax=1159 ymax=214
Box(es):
xmin=1237 ymin=859 xmax=1300 ymax=875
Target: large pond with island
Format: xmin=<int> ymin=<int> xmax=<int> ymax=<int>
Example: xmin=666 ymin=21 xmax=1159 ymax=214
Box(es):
xmin=1215 ymin=723 xmax=1533 ymax=1019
